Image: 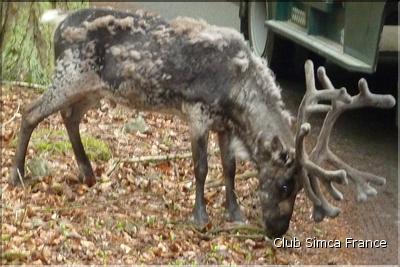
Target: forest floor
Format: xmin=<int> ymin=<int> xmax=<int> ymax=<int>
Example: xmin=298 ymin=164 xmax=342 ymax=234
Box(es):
xmin=1 ymin=85 xmax=395 ymax=264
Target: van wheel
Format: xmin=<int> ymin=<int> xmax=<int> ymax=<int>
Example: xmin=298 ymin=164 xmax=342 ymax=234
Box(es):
xmin=240 ymin=1 xmax=294 ymax=76
xmin=248 ymin=1 xmax=270 ymax=58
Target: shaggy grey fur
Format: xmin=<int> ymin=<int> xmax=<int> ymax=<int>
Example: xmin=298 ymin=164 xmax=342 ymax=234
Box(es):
xmin=11 ymin=8 xmax=297 ymax=233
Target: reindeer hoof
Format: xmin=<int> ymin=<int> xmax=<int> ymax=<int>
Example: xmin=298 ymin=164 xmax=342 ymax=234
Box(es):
xmin=8 ymin=176 xmax=21 ymax=187
xmin=312 ymin=206 xmax=326 ymax=222
xmin=78 ymin=172 xmax=96 ymax=187
xmin=83 ymin=176 xmax=96 ymax=187
xmin=9 ymin=168 xmax=24 ymax=187
xmin=192 ymin=207 xmax=209 ymax=229
xmin=226 ymin=207 xmax=246 ymax=223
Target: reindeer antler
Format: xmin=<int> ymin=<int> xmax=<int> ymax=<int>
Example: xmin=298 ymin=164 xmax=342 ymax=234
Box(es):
xmin=296 ymin=60 xmax=396 ymax=222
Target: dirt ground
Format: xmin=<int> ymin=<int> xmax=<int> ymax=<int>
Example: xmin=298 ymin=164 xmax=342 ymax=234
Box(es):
xmin=1 ymin=77 xmax=397 ymax=265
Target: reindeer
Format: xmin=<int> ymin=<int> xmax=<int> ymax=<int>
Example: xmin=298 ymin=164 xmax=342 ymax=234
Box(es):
xmin=10 ymin=8 xmax=396 ymax=238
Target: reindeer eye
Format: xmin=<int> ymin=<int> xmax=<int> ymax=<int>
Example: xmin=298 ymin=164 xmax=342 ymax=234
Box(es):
xmin=281 ymin=184 xmax=289 ymax=193
xmin=280 ymin=151 xmax=289 ymax=162
xmin=278 ymin=178 xmax=294 ymax=197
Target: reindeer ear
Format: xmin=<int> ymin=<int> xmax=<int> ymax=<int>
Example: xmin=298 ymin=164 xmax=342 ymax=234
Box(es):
xmin=270 ymin=135 xmax=284 ymax=152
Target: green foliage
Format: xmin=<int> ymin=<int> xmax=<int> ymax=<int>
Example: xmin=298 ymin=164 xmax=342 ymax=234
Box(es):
xmin=11 ymin=128 xmax=112 ymax=161
xmin=1 ymin=234 xmax=11 ymax=242
xmin=27 ymin=157 xmax=52 ymax=177
xmin=0 ymin=251 xmax=28 ymax=263
xmin=32 ymin=129 xmax=71 ymax=154
xmin=1 ymin=2 xmax=89 ymax=86
xmin=81 ymin=135 xmax=112 ymax=161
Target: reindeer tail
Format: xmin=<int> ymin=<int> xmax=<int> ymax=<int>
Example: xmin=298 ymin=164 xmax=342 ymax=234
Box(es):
xmin=41 ymin=9 xmax=68 ymax=26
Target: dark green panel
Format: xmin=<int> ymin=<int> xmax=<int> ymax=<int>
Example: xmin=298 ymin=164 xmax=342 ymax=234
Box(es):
xmin=307 ymin=5 xmax=344 ymax=42
xmin=343 ymin=2 xmax=385 ymax=67
xmin=265 ymin=1 xmax=387 ymax=73
xmin=275 ymin=1 xmax=292 ymax=21
xmin=303 ymin=1 xmax=335 ymax=13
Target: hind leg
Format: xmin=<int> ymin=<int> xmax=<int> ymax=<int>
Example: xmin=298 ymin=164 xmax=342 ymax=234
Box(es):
xmin=10 ymin=89 xmax=73 ymax=185
xmin=10 ymin=70 xmax=104 ymax=186
xmin=61 ymin=99 xmax=98 ymax=186
xmin=10 ymin=97 xmax=44 ymax=185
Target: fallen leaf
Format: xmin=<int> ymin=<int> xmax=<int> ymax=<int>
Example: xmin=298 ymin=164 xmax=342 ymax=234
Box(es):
xmin=120 ymin=243 xmax=131 ymax=254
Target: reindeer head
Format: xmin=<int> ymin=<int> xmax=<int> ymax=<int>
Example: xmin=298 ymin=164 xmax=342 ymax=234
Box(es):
xmin=260 ymin=60 xmax=396 ymax=238
xmin=256 ymin=136 xmax=298 ymax=238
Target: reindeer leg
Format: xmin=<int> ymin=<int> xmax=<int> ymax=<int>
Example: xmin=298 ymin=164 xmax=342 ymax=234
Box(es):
xmin=191 ymin=131 xmax=209 ymax=227
xmin=10 ymin=61 xmax=104 ymax=186
xmin=10 ymin=87 xmax=76 ymax=186
xmin=61 ymin=99 xmax=97 ymax=187
xmin=10 ymin=98 xmax=45 ymax=186
xmin=218 ymin=131 xmax=245 ymax=223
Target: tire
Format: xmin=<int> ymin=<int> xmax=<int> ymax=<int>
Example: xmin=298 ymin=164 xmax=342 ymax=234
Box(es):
xmin=247 ymin=1 xmax=270 ymax=58
xmin=240 ymin=1 xmax=294 ymax=77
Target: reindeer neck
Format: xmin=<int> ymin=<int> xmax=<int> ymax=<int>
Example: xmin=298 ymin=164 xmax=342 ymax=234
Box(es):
xmin=229 ymin=62 xmax=294 ymax=164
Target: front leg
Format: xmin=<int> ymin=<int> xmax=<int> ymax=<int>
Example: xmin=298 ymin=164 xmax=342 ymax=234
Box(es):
xmin=191 ymin=131 xmax=209 ymax=227
xmin=61 ymin=100 xmax=96 ymax=187
xmin=218 ymin=131 xmax=245 ymax=222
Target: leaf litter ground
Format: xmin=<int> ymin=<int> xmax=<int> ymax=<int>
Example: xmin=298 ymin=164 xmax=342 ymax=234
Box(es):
xmin=1 ymin=86 xmax=357 ymax=264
